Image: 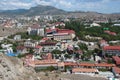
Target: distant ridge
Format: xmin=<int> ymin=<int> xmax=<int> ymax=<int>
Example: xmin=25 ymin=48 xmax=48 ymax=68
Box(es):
xmin=0 ymin=5 xmax=67 ymax=16
xmin=0 ymin=5 xmax=119 ymax=19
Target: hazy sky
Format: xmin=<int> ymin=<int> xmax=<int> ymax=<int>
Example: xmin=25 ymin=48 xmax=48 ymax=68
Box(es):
xmin=0 ymin=0 xmax=120 ymax=13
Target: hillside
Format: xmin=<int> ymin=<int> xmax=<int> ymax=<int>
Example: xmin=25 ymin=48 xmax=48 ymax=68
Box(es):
xmin=0 ymin=54 xmax=37 ymax=80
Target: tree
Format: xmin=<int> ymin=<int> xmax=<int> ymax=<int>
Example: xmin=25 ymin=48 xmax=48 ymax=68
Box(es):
xmin=46 ymin=66 xmax=56 ymax=71
xmin=64 ymin=54 xmax=72 ymax=59
xmin=78 ymin=43 xmax=88 ymax=51
xmin=51 ymin=50 xmax=61 ymax=54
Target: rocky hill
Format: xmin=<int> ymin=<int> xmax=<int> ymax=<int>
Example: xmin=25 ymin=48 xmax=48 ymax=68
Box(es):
xmin=0 ymin=54 xmax=38 ymax=80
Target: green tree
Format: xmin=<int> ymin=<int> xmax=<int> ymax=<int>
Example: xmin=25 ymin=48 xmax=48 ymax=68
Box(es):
xmin=51 ymin=50 xmax=61 ymax=54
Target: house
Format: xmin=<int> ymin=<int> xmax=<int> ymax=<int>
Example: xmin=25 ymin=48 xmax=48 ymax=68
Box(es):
xmin=3 ymin=20 xmax=15 ymax=28
xmin=103 ymin=46 xmax=120 ymax=56
xmin=72 ymin=68 xmax=99 ymax=75
xmin=104 ymin=30 xmax=117 ymax=36
xmin=27 ymin=24 xmax=45 ymax=36
xmin=85 ymin=35 xmax=102 ymax=40
xmin=40 ymin=37 xmax=49 ymax=43
xmin=99 ymin=40 xmax=109 ymax=48
xmin=16 ymin=46 xmax=28 ymax=54
xmin=34 ymin=45 xmax=42 ymax=54
xmin=24 ymin=54 xmax=34 ymax=66
xmin=112 ymin=67 xmax=120 ymax=78
xmin=112 ymin=56 xmax=120 ymax=66
xmin=24 ymin=39 xmax=38 ymax=48
xmin=90 ymin=23 xmax=101 ymax=27
xmin=14 ymin=35 xmax=21 ymax=41
xmin=54 ymin=22 xmax=65 ymax=27
xmin=40 ymin=40 xmax=60 ymax=52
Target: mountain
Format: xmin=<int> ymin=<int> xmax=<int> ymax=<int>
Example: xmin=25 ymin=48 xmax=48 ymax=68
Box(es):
xmin=0 ymin=5 xmax=67 ymax=16
xmin=0 ymin=9 xmax=28 ymax=16
xmin=0 ymin=5 xmax=119 ymax=19
xmin=26 ymin=5 xmax=67 ymax=16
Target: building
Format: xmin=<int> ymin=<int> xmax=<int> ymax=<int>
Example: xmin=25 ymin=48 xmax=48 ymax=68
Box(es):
xmin=46 ymin=28 xmax=75 ymax=42
xmin=79 ymin=62 xmax=115 ymax=69
xmin=103 ymin=46 xmax=120 ymax=56
xmin=90 ymin=23 xmax=101 ymax=27
xmin=99 ymin=40 xmax=109 ymax=48
xmin=53 ymin=33 xmax=72 ymax=42
xmin=24 ymin=39 xmax=38 ymax=48
xmin=27 ymin=59 xmax=58 ymax=69
xmin=95 ymin=63 xmax=115 ymax=69
xmin=14 ymin=35 xmax=21 ymax=41
xmin=34 ymin=45 xmax=42 ymax=54
xmin=72 ymin=68 xmax=99 ymax=75
xmin=40 ymin=41 xmax=60 ymax=52
xmin=27 ymin=24 xmax=45 ymax=36
xmin=112 ymin=67 xmax=120 ymax=78
xmin=79 ymin=63 xmax=95 ymax=68
xmin=104 ymin=30 xmax=117 ymax=36
xmin=113 ymin=24 xmax=120 ymax=27
xmin=16 ymin=46 xmax=28 ymax=54
xmin=112 ymin=56 xmax=120 ymax=66
xmin=54 ymin=22 xmax=65 ymax=27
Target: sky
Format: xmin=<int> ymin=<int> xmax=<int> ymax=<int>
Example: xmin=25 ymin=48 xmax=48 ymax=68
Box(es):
xmin=0 ymin=0 xmax=120 ymax=13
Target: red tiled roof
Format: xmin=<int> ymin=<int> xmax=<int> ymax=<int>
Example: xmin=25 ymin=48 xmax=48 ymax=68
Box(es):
xmin=46 ymin=28 xmax=75 ymax=34
xmin=58 ymin=29 xmax=75 ymax=34
xmin=103 ymin=46 xmax=120 ymax=51
xmin=79 ymin=62 xmax=115 ymax=67
xmin=72 ymin=68 xmax=98 ymax=73
xmin=64 ymin=62 xmax=78 ymax=66
xmin=109 ymin=32 xmax=117 ymax=35
xmin=17 ymin=46 xmax=26 ymax=50
xmin=113 ymin=67 xmax=120 ymax=74
xmin=104 ymin=30 xmax=110 ymax=33
xmin=46 ymin=53 xmax=52 ymax=60
xmin=35 ymin=45 xmax=42 ymax=49
xmin=79 ymin=63 xmax=95 ymax=67
xmin=104 ymin=30 xmax=117 ymax=35
xmin=31 ymin=24 xmax=40 ymax=29
xmin=46 ymin=28 xmax=58 ymax=33
xmin=33 ymin=59 xmax=57 ymax=65
xmin=41 ymin=37 xmax=49 ymax=41
xmin=25 ymin=54 xmax=33 ymax=59
xmin=95 ymin=63 xmax=115 ymax=67
xmin=112 ymin=56 xmax=120 ymax=65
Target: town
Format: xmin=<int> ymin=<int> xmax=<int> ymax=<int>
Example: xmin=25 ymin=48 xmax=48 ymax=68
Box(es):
xmin=0 ymin=13 xmax=120 ymax=80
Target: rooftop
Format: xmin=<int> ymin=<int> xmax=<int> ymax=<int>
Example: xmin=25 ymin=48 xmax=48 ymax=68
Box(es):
xmin=112 ymin=56 xmax=120 ymax=65
xmin=103 ymin=46 xmax=120 ymax=51
xmin=112 ymin=67 xmax=120 ymax=74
